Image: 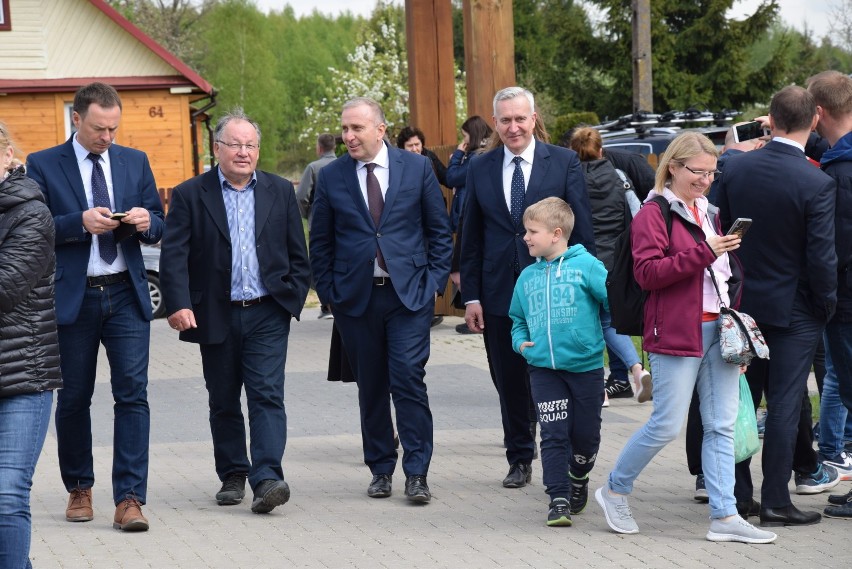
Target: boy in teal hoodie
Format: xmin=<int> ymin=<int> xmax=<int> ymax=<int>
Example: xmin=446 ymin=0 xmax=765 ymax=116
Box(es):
xmin=509 ymin=197 xmax=608 ymax=527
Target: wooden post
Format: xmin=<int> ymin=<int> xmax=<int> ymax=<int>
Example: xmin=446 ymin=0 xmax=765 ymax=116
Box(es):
xmin=405 ymin=0 xmax=457 ymax=146
xmin=632 ymin=0 xmax=653 ymax=112
xmin=463 ymin=0 xmax=516 ymax=123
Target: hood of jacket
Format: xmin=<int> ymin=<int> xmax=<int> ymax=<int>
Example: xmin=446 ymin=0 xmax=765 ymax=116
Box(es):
xmin=821 ymin=131 xmax=852 ymax=166
xmin=0 ymin=166 xmax=46 ymax=213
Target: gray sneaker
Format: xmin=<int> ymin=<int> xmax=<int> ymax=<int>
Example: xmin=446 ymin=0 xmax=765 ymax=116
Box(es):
xmin=706 ymin=516 xmax=777 ymax=544
xmin=595 ymin=486 xmax=639 ymax=534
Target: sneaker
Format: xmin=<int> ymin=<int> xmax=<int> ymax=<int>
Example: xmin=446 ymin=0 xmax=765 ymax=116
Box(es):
xmin=250 ymin=479 xmax=291 ymax=514
xmin=634 ymin=370 xmax=652 ymax=404
xmin=569 ymin=473 xmax=589 ymax=514
xmin=595 ymin=486 xmax=639 ymax=534
xmin=824 ymin=451 xmax=852 ymax=482
xmin=602 ymin=392 xmax=610 ymax=407
xmin=547 ymin=497 xmax=573 ymax=527
xmin=824 ymin=499 xmax=852 ymax=519
xmin=795 ymin=463 xmax=841 ymax=495
xmin=216 ymin=473 xmax=247 ymax=506
xmin=828 ymin=488 xmax=852 ymax=506
xmin=694 ymin=474 xmax=709 ymax=503
xmin=318 ymin=305 xmax=334 ymax=319
xmin=605 ymin=377 xmax=634 ymax=399
xmin=706 ymin=516 xmax=777 ymax=544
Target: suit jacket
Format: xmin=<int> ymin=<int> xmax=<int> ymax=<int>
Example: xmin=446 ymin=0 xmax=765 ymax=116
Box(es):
xmin=310 ymin=144 xmax=453 ymax=318
xmin=716 ymin=140 xmax=837 ymax=327
xmin=159 ymin=167 xmax=310 ymax=345
xmin=26 ymin=139 xmax=164 ymax=325
xmin=459 ymin=141 xmax=596 ymax=315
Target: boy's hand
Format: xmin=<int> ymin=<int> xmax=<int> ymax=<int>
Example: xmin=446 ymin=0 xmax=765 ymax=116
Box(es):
xmin=519 ymin=341 xmax=534 ymax=353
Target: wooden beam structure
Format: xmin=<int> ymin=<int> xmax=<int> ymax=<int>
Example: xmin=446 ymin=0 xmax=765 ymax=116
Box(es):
xmin=405 ymin=0 xmax=457 ymax=146
xmin=462 ymin=0 xmax=516 ymax=122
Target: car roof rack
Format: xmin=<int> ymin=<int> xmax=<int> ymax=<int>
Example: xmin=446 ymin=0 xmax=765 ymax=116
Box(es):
xmin=594 ymin=107 xmax=739 ymax=135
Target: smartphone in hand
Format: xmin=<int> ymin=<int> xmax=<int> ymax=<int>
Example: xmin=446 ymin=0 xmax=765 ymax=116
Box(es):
xmin=110 ymin=212 xmax=128 ymax=220
xmin=726 ymin=218 xmax=752 ymax=238
xmin=733 ymin=121 xmax=769 ymax=143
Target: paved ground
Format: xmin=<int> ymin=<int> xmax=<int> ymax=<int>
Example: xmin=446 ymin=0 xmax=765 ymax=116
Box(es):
xmin=29 ymin=310 xmax=850 ymax=569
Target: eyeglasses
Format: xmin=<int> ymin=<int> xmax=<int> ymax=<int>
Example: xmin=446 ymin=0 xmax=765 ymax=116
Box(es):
xmin=681 ymin=164 xmax=721 ymax=179
xmin=216 ymin=140 xmax=259 ymax=153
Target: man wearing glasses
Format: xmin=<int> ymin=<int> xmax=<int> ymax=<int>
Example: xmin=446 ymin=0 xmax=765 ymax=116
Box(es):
xmin=717 ymin=86 xmax=838 ymax=527
xmin=160 ymin=109 xmax=310 ymax=514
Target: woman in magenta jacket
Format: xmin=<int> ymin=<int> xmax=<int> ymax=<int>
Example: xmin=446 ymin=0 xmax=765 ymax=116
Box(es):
xmin=593 ymin=132 xmax=777 ymax=544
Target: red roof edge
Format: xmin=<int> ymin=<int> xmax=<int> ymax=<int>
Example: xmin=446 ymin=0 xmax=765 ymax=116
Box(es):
xmin=87 ymin=0 xmax=214 ymax=95
xmin=0 ymin=76 xmax=207 ymax=94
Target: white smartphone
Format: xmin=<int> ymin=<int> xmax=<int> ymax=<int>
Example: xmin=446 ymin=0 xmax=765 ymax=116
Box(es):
xmin=733 ymin=121 xmax=769 ymax=143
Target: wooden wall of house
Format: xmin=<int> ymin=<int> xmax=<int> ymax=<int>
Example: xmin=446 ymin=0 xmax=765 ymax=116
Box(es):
xmin=0 ymin=88 xmax=194 ymax=207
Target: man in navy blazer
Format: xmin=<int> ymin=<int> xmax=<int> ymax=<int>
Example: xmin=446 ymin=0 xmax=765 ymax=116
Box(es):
xmin=717 ymin=86 xmax=838 ymax=527
xmin=160 ymin=110 xmax=310 ymax=515
xmin=310 ymin=97 xmax=452 ymax=503
xmin=460 ymin=86 xmax=596 ymax=489
xmin=27 ymin=82 xmax=164 ymax=531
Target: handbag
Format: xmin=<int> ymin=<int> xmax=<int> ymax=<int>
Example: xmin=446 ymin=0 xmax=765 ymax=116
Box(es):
xmin=708 ymin=267 xmax=770 ymax=366
xmin=734 ymin=373 xmax=761 ymax=463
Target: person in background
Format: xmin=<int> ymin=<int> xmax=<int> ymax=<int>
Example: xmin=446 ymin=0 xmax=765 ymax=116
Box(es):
xmin=595 ymin=131 xmax=776 ymax=544
xmin=296 ymin=132 xmax=337 ymax=319
xmin=569 ymin=127 xmax=652 ymax=406
xmin=396 ymin=126 xmax=449 ymax=188
xmin=27 ymin=82 xmax=164 ymax=532
xmin=160 ymin=109 xmax=310 ymax=515
xmin=0 ymin=123 xmax=62 ymax=569
xmin=509 ymin=197 xmax=608 ymax=527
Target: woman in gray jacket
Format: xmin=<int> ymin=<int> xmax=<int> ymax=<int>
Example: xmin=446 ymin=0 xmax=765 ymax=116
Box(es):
xmin=0 ymin=123 xmax=61 ymax=569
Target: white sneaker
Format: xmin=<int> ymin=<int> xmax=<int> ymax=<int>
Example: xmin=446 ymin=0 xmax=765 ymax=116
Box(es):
xmin=706 ymin=516 xmax=777 ymax=544
xmin=634 ymin=370 xmax=652 ymax=403
xmin=603 ymin=392 xmax=610 ymax=408
xmin=824 ymin=451 xmax=852 ymax=482
xmin=595 ymin=486 xmax=639 ymax=534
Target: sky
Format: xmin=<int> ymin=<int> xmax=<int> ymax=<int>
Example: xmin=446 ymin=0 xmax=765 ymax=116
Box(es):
xmin=252 ymin=0 xmax=835 ymax=43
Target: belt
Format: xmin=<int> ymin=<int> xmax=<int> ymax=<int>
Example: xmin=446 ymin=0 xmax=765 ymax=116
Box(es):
xmin=87 ymin=271 xmax=129 ymax=287
xmin=372 ymin=277 xmax=391 ymax=286
xmin=231 ymin=295 xmax=271 ymax=307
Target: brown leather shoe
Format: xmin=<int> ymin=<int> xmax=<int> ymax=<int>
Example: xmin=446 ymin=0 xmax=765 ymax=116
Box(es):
xmin=66 ymin=487 xmax=94 ymax=522
xmin=113 ymin=497 xmax=149 ymax=532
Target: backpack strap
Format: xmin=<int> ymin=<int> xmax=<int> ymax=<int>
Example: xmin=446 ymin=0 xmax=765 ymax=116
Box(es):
xmin=648 ymin=194 xmax=673 ymax=238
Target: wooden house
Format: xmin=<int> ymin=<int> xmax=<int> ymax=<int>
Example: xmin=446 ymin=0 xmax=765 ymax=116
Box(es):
xmin=0 ymin=0 xmax=216 ymax=204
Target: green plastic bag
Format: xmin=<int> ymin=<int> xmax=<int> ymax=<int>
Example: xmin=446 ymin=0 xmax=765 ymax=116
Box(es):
xmin=734 ymin=373 xmax=760 ymax=463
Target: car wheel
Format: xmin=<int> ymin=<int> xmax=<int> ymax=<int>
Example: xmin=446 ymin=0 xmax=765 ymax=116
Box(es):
xmin=147 ymin=273 xmax=166 ymax=319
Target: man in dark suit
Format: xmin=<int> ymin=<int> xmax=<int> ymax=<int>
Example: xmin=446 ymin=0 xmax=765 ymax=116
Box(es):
xmin=717 ymin=85 xmax=838 ymax=527
xmin=460 ymin=86 xmax=596 ymax=488
xmin=310 ymin=97 xmax=452 ymax=503
xmin=159 ymin=109 xmax=310 ymax=515
xmin=26 ymin=82 xmax=164 ymax=532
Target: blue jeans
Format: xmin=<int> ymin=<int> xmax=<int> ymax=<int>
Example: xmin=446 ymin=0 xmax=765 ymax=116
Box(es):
xmin=608 ymin=320 xmax=739 ymax=519
xmin=600 ymin=308 xmax=641 ymax=370
xmin=819 ymin=335 xmax=852 ymax=460
xmin=200 ymin=301 xmax=292 ymax=490
xmin=55 ymin=281 xmax=150 ymax=505
xmin=826 ymin=319 xmax=852 ymax=422
xmin=0 ymin=390 xmax=53 ymax=569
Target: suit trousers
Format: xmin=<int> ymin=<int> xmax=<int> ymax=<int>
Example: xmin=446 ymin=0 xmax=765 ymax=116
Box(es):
xmin=55 ymin=281 xmax=150 ymax=505
xmin=199 ymin=300 xmax=291 ymax=491
xmin=734 ymin=299 xmax=823 ymax=508
xmin=482 ymin=313 xmax=536 ymax=465
xmin=334 ymin=283 xmax=434 ymax=478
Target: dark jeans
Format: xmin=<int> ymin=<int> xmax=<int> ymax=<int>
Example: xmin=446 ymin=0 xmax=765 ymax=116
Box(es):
xmin=200 ymin=300 xmax=291 ymax=491
xmin=335 ymin=284 xmax=434 ymax=477
xmin=55 ymin=281 xmax=150 ymax=505
xmin=826 ymin=319 xmax=852 ymax=412
xmin=529 ymin=366 xmax=604 ymax=500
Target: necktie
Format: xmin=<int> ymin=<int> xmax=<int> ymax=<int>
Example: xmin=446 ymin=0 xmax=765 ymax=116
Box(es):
xmin=365 ymin=163 xmax=387 ymax=271
xmin=510 ymin=156 xmax=525 ymax=227
xmin=510 ymin=156 xmax=525 ymax=273
xmin=87 ymin=152 xmax=118 ymax=264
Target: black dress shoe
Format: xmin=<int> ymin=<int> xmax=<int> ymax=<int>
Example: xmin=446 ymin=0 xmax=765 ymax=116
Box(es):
xmin=404 ymin=475 xmax=431 ymax=503
xmin=503 ymin=463 xmax=533 ymax=488
xmin=759 ymin=504 xmax=822 ymax=527
xmin=367 ymin=474 xmax=392 ymax=498
xmin=736 ymin=499 xmax=761 ymax=518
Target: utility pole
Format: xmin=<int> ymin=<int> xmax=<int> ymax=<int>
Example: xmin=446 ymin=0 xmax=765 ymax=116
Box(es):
xmin=632 ymin=0 xmax=653 ymax=112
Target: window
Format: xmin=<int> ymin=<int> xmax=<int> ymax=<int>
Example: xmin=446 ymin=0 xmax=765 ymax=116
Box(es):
xmin=0 ymin=0 xmax=11 ymax=31
xmin=64 ymin=102 xmax=77 ymax=141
